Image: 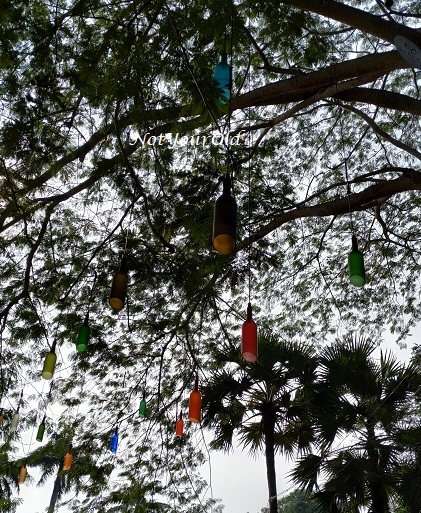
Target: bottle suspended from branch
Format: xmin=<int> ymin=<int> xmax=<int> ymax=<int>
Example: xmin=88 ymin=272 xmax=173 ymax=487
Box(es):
xmin=188 ymin=376 xmax=202 ymax=423
xmin=212 ymin=174 xmax=237 ymax=254
xmin=175 ymin=411 xmax=184 ymax=437
xmin=109 ymin=256 xmax=128 ymax=311
xmin=214 ymin=51 xmax=231 ymax=102
xmin=63 ymin=443 xmax=73 ymax=471
xmin=348 ymin=234 xmax=366 ymax=287
xmin=138 ymin=393 xmax=146 ymax=417
xmin=36 ymin=415 xmax=46 ymax=442
xmin=18 ymin=459 xmax=28 ymax=484
xmin=76 ymin=313 xmax=90 ymax=352
xmin=110 ymin=427 xmax=119 ymax=453
xmin=41 ymin=340 xmax=57 ymax=380
xmin=241 ymin=302 xmax=258 ymax=362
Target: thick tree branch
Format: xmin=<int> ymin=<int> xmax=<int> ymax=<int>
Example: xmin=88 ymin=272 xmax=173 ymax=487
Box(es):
xmin=245 ymin=71 xmax=387 ymax=158
xmin=335 ymin=88 xmax=421 ymax=115
xmin=240 ymin=171 xmax=421 ymax=247
xmin=279 ymin=0 xmax=421 ymax=47
xmin=233 ymin=51 xmax=410 ymax=110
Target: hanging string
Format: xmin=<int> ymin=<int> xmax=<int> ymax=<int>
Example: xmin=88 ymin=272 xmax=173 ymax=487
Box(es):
xmin=226 ymin=0 xmax=235 ymax=171
xmin=85 ymin=270 xmax=98 ymax=320
xmin=227 ymin=0 xmax=234 ymax=134
xmin=123 ymin=228 xmax=129 ymax=256
xmin=327 ymin=1 xmax=355 ymax=238
xmin=247 ymin=3 xmax=252 ymax=305
xmin=164 ymin=2 xmax=222 ymax=134
xmin=23 ymin=380 xmax=46 ymax=461
xmin=17 ymin=388 xmax=24 ymax=411
xmin=341 ymin=125 xmax=355 ymax=235
xmin=125 ymin=174 xmax=138 ymax=255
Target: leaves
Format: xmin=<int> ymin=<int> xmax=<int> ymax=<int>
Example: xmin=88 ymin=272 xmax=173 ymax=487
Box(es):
xmin=0 ymin=0 xmax=421 ymax=511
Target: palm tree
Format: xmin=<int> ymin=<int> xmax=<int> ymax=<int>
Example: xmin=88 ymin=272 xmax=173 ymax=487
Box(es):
xmin=391 ymin=344 xmax=421 ymax=513
xmin=201 ymin=331 xmax=318 ymax=513
xmin=290 ymin=335 xmax=420 ymax=513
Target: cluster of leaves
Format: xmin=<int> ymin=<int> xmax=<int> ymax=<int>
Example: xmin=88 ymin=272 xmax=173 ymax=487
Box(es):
xmin=0 ymin=0 xmax=421 ymax=511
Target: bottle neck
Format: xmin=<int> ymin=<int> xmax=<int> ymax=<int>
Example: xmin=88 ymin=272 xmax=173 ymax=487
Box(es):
xmin=246 ymin=302 xmax=253 ymax=321
xmin=222 ymin=175 xmax=232 ymax=196
xmin=351 ymin=234 xmax=359 ymax=252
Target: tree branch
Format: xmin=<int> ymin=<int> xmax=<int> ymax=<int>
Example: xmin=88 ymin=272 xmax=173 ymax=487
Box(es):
xmin=240 ymin=171 xmax=421 ymax=247
xmin=279 ymin=0 xmax=421 ymax=47
xmin=339 ymin=102 xmax=421 ymax=161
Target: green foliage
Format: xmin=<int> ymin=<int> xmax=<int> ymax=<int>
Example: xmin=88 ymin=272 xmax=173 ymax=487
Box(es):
xmin=261 ymin=488 xmax=316 ymax=513
xmin=0 ymin=0 xmax=421 ymax=511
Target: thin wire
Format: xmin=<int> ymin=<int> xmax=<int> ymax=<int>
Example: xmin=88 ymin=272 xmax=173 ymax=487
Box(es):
xmin=338 ymin=111 xmax=354 ymax=234
xmin=123 ymin=175 xmax=138 ymax=256
xmin=227 ymin=0 xmax=234 ymax=136
xmin=123 ymin=227 xmax=129 ymax=254
xmin=86 ymin=269 xmax=98 ymax=318
xmin=247 ymin=5 xmax=252 ymax=305
xmin=327 ymin=2 xmax=354 ymax=237
xmin=226 ymin=0 xmax=235 ymax=172
xmin=24 ymin=380 xmax=46 ymax=459
xmin=164 ymin=1 xmax=222 ymax=134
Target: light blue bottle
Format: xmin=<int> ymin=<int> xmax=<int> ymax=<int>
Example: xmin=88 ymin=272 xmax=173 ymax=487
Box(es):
xmin=110 ymin=427 xmax=119 ymax=453
xmin=214 ymin=52 xmax=231 ymax=102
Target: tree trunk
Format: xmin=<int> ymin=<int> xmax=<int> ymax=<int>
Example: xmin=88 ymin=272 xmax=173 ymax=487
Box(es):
xmin=366 ymin=422 xmax=389 ymax=513
xmin=48 ymin=470 xmax=62 ymax=513
xmin=263 ymin=410 xmax=278 ymax=513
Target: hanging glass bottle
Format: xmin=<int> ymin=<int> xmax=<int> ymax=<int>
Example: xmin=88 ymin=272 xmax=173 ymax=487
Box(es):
xmin=10 ymin=411 xmax=19 ymax=433
xmin=348 ymin=234 xmax=366 ymax=287
xmin=214 ymin=52 xmax=231 ymax=102
xmin=212 ymin=175 xmax=237 ymax=254
xmin=109 ymin=256 xmax=128 ymax=310
xmin=63 ymin=443 xmax=73 ymax=471
xmin=138 ymin=394 xmax=146 ymax=417
xmin=41 ymin=340 xmax=57 ymax=380
xmin=175 ymin=411 xmax=184 ymax=437
xmin=110 ymin=427 xmax=119 ymax=453
xmin=36 ymin=415 xmax=46 ymax=442
xmin=11 ymin=391 xmax=23 ymax=434
xmin=242 ymin=302 xmax=258 ymax=362
xmin=18 ymin=459 xmax=27 ymax=484
xmin=76 ymin=313 xmax=90 ymax=352
xmin=188 ymin=376 xmax=202 ymax=423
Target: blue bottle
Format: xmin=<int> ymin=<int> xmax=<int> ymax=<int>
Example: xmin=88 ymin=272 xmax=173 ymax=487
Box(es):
xmin=214 ymin=52 xmax=231 ymax=102
xmin=110 ymin=427 xmax=119 ymax=453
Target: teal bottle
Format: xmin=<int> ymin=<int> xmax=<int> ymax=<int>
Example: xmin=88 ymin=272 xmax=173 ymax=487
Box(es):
xmin=214 ymin=52 xmax=231 ymax=101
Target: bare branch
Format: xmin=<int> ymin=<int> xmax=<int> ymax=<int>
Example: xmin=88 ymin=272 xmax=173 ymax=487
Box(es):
xmin=339 ymin=102 xmax=421 ymax=161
